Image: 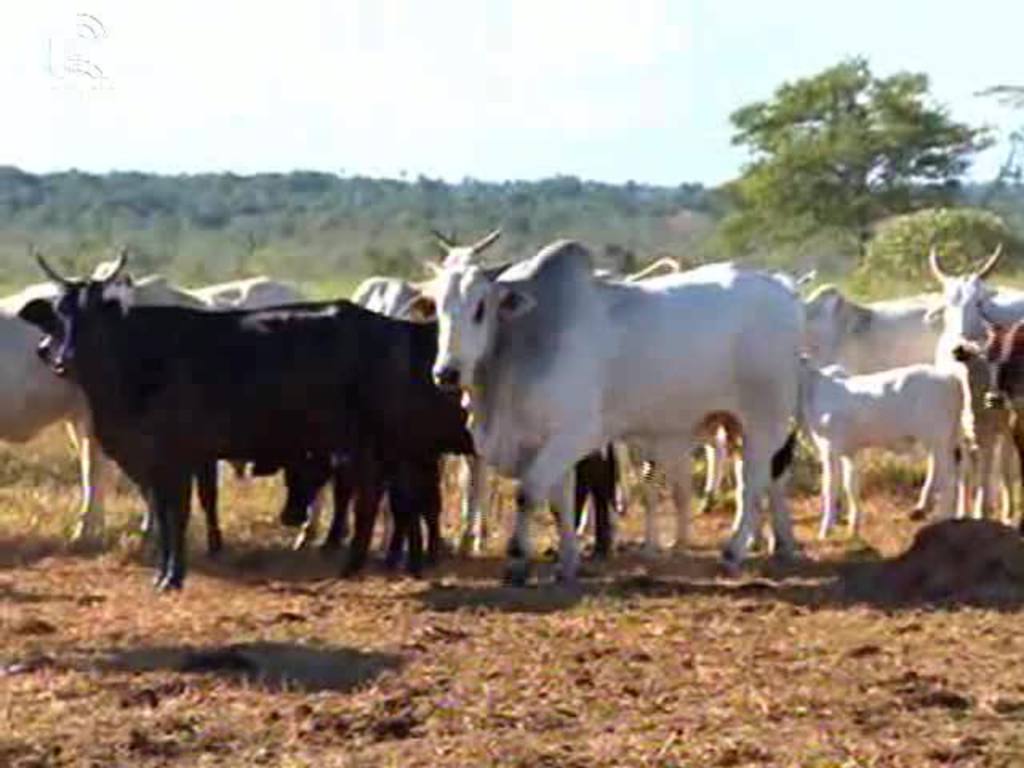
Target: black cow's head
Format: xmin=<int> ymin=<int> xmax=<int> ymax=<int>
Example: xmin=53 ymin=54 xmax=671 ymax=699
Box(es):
xmin=22 ymin=248 xmax=129 ymax=377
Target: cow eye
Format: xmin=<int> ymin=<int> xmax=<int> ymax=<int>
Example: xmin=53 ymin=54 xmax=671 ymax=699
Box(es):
xmin=472 ymin=300 xmax=485 ymax=324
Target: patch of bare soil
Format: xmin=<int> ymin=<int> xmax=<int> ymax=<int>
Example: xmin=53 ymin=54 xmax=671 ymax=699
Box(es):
xmin=842 ymin=519 xmax=1024 ymax=606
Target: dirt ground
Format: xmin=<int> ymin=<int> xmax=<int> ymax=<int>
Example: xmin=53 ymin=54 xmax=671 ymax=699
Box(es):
xmin=2 ymin=431 xmax=1024 ymax=767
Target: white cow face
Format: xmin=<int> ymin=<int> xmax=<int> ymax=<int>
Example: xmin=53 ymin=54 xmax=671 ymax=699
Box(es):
xmin=431 ymin=266 xmax=535 ymax=392
xmin=929 ymin=244 xmax=1004 ymax=346
xmin=937 ymin=274 xmax=997 ymax=343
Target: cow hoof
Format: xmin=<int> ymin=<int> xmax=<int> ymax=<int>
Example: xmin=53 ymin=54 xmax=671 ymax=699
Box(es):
xmin=641 ymin=543 xmax=661 ymax=560
xmin=292 ymin=535 xmax=310 ymax=552
xmin=70 ymin=523 xmax=103 ymax=549
xmin=319 ymin=543 xmax=343 ymax=560
xmin=909 ymin=507 xmax=928 ymax=522
xmin=207 ymin=536 xmax=224 ymax=558
xmin=719 ymin=548 xmax=743 ymax=577
xmin=503 ymin=560 xmax=531 ymax=587
xmin=155 ymin=574 xmax=183 ymax=592
xmin=772 ymin=545 xmax=803 ymax=565
xmin=339 ymin=564 xmax=361 ymax=579
xmin=554 ymin=565 xmax=579 ymax=585
xmin=457 ymin=534 xmax=481 ymax=558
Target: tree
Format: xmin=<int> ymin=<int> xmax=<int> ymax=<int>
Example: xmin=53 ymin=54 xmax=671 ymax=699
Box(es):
xmin=976 ymin=85 xmax=1024 ymax=196
xmin=722 ymin=58 xmax=991 ymax=257
xmin=861 ymin=207 xmax=1018 ymax=283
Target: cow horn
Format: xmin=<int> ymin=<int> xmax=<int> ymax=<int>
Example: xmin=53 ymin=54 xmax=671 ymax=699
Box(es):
xmin=795 ymin=269 xmax=817 ymax=288
xmin=430 ymin=229 xmax=456 ymax=250
xmin=976 ymin=242 xmax=1004 ymax=280
xmin=33 ymin=248 xmax=71 ymax=286
xmin=101 ymin=247 xmax=129 ymax=284
xmin=470 ymin=228 xmax=502 ymax=255
xmin=928 ymin=245 xmax=947 ymax=283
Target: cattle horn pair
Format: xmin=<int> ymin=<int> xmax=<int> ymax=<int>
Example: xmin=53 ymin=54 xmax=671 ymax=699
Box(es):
xmin=928 ymin=242 xmax=1004 ymax=282
xmin=34 ymin=246 xmax=129 ymax=287
xmin=429 ymin=228 xmax=503 ymax=258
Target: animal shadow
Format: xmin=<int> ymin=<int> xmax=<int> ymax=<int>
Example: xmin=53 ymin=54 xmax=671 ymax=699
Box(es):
xmin=92 ymin=641 xmax=402 ymax=693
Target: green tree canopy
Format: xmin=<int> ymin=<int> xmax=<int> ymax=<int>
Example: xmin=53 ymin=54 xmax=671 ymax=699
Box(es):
xmin=721 ymin=57 xmax=991 ymax=256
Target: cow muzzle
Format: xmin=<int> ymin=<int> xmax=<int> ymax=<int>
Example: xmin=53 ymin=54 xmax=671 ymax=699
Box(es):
xmin=951 ymin=344 xmax=974 ymax=363
xmin=36 ymin=336 xmax=70 ymax=376
xmin=433 ymin=365 xmax=462 ymax=391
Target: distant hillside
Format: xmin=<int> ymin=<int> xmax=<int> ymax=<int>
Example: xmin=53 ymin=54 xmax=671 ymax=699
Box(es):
xmin=0 ymin=168 xmax=721 ymax=286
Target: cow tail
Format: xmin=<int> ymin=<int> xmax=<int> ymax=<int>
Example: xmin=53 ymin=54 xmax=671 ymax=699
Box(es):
xmin=771 ymin=354 xmax=808 ymax=481
xmin=770 ymin=430 xmax=797 ymax=480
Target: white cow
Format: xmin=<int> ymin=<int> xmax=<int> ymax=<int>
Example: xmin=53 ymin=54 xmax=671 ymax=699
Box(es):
xmin=0 ymin=284 xmax=99 ymax=539
xmin=424 ymin=240 xmax=804 ymax=583
xmin=799 ymin=361 xmax=963 ymax=538
xmin=929 ymin=244 xmax=1024 ymax=521
xmin=803 ymin=285 xmax=944 ymax=372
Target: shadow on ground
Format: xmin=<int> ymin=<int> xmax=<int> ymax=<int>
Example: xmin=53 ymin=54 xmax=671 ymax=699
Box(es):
xmin=88 ymin=642 xmax=401 ymax=693
xmin=417 ymin=521 xmax=1024 ymax=614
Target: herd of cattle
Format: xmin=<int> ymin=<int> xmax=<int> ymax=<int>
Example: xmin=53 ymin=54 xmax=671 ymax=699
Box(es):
xmin=3 ymin=230 xmax=1024 ymax=591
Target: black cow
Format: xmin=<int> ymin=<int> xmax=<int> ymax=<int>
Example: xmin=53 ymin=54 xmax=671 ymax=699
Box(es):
xmin=23 ymin=252 xmax=472 ymax=589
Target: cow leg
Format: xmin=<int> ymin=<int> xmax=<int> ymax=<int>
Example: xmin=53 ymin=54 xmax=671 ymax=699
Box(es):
xmin=518 ymin=433 xmax=598 ymax=584
xmin=931 ymin=443 xmax=958 ymax=521
xmin=723 ymin=432 xmax=784 ymax=569
xmin=458 ymin=456 xmax=488 ymax=556
xmin=142 ymin=485 xmax=168 ymax=586
xmin=764 ymin=470 xmax=787 ymax=555
xmin=840 ymin=455 xmax=863 ymax=539
xmin=342 ymin=451 xmax=382 ymax=577
xmin=322 ymin=461 xmax=355 ymax=551
xmin=68 ymin=421 xmax=109 ymax=545
xmin=972 ymin=440 xmax=997 ymax=520
xmin=195 ymin=461 xmax=222 ymax=556
xmin=912 ymin=454 xmax=936 ymax=519
xmin=574 ymin=452 xmax=602 ymax=539
xmin=640 ymin=458 xmax=662 ymax=556
xmin=1007 ymin=420 xmax=1024 ymax=533
xmin=573 ymin=463 xmax=591 ymax=538
xmin=384 ymin=491 xmax=406 ymax=571
xmin=159 ymin=474 xmax=192 ymax=591
xmin=424 ymin=460 xmax=443 ymax=567
xmin=998 ymin=434 xmax=1017 ymax=525
xmin=612 ymin=442 xmax=635 ymax=519
xmin=546 ymin=470 xmax=580 ymax=583
xmin=700 ymin=428 xmax=729 ymax=514
xmin=661 ymin=448 xmax=694 ymax=553
xmin=591 ymin=445 xmax=616 ymax=560
xmin=818 ymin=446 xmax=841 ymax=540
xmin=292 ymin=491 xmax=323 ymax=550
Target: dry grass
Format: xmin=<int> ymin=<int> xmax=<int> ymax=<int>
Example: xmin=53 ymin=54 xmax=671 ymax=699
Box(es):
xmin=2 ymin=429 xmax=1024 ymax=767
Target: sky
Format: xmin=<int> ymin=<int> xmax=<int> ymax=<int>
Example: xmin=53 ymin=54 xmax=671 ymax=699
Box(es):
xmin=0 ymin=0 xmax=1020 ymax=186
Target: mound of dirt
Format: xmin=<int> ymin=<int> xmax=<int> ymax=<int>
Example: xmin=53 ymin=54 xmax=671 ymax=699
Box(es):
xmin=841 ymin=519 xmax=1024 ymax=606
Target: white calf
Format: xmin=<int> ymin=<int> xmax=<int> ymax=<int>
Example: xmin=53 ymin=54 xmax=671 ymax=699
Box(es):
xmin=799 ymin=361 xmax=962 ymax=538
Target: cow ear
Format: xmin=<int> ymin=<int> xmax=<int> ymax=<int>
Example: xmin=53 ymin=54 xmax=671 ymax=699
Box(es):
xmin=400 ymin=294 xmax=437 ymax=322
xmin=17 ymin=298 xmax=60 ymax=336
xmin=496 ymin=286 xmax=536 ymax=320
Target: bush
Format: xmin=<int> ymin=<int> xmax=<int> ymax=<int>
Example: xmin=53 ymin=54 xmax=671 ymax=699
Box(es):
xmin=862 ymin=207 xmax=1019 ymax=284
